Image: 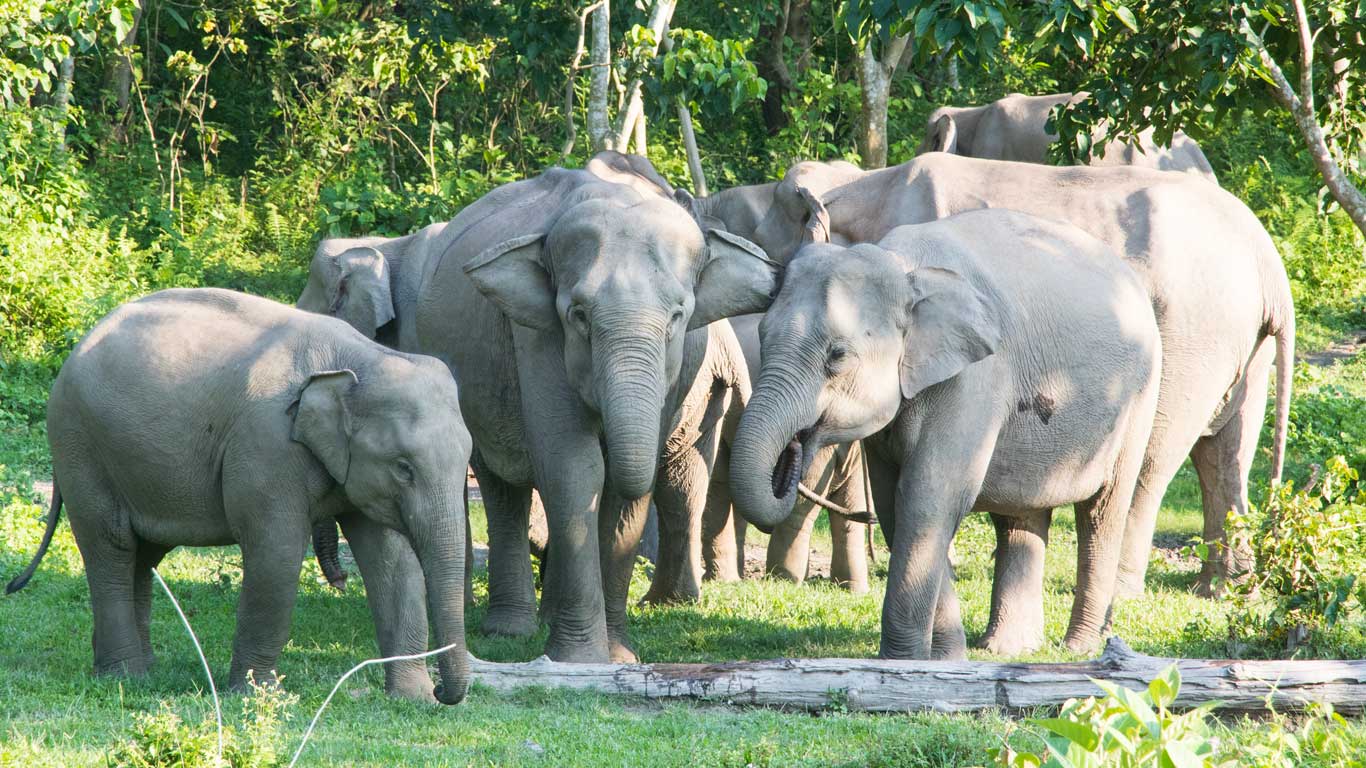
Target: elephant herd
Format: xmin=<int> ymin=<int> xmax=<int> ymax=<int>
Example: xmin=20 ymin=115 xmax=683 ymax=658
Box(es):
xmin=7 ymin=92 xmax=1294 ymax=706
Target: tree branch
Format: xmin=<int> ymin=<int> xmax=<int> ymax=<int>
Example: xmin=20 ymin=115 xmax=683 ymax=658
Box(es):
xmin=562 ymin=0 xmax=607 ymax=158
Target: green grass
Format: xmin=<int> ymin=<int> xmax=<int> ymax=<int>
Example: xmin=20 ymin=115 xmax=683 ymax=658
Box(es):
xmin=2 ymin=356 xmax=1364 ymax=766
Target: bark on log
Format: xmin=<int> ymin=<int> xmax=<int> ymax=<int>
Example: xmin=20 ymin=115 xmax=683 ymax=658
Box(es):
xmin=468 ymin=637 xmax=1366 ymax=714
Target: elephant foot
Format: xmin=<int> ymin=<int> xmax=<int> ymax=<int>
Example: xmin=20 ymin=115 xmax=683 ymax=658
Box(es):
xmin=480 ymin=606 xmax=538 ymax=638
xmin=1063 ymin=630 xmax=1103 ymax=655
xmin=977 ymin=627 xmax=1043 ymax=657
xmin=543 ymin=636 xmax=610 ymax=664
xmin=639 ymin=585 xmax=700 ymax=606
xmin=836 ymin=578 xmax=870 ymax=596
xmin=94 ymin=655 xmax=151 ymax=678
xmin=384 ymin=669 xmax=437 ymax=704
xmin=608 ymin=637 xmax=639 ymax=664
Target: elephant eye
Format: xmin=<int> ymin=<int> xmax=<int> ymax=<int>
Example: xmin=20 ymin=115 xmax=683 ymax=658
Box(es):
xmin=394 ymin=459 xmax=415 ymax=485
xmin=826 ymin=343 xmax=852 ymax=374
xmin=666 ymin=306 xmax=685 ymax=339
xmin=567 ymin=305 xmax=590 ymax=337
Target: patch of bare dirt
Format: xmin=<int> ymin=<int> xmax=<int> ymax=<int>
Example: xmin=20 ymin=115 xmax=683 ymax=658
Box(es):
xmin=1299 ymin=329 xmax=1366 ymax=367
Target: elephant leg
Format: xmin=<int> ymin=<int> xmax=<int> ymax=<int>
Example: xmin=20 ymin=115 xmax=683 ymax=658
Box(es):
xmin=701 ymin=481 xmax=742 ymax=582
xmin=881 ymin=419 xmax=994 ymax=660
xmin=472 ymin=452 xmax=537 ymax=638
xmin=766 ymin=499 xmax=818 ymax=582
xmin=827 ymin=442 xmax=871 ymax=595
xmin=979 ymin=510 xmax=1051 ymax=656
xmin=600 ymin=487 xmax=652 ymax=662
xmin=132 ymin=540 xmax=171 ymax=669
xmin=643 ymin=440 xmax=714 ymax=605
xmin=337 ymin=512 xmax=434 ymax=702
xmin=1189 ymin=341 xmax=1274 ymax=596
xmin=228 ymin=526 xmax=308 ymax=691
xmin=866 ymin=446 xmax=899 ymax=547
xmin=930 ymin=559 xmax=967 ymax=660
xmin=72 ymin=497 xmax=147 ymax=677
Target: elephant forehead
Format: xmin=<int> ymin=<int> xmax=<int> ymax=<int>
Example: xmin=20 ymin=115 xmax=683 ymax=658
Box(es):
xmin=549 ymin=201 xmax=704 ymax=282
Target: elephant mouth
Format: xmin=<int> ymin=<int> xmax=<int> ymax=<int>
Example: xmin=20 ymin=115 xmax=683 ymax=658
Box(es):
xmin=771 ymin=426 xmax=817 ymax=500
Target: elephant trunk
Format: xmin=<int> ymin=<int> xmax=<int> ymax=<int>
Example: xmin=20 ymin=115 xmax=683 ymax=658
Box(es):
xmin=730 ymin=369 xmax=822 ymax=531
xmin=596 ymin=330 xmax=666 ymax=500
xmin=411 ymin=492 xmax=471 ymax=705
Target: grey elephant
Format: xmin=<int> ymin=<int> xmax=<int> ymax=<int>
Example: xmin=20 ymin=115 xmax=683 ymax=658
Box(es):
xmin=5 ymin=288 xmax=472 ymax=703
xmin=732 ymin=210 xmax=1163 ymax=657
xmin=412 ymin=159 xmax=778 ymax=662
xmin=918 ymin=92 xmax=1218 ymax=183
xmin=742 ymin=152 xmax=1294 ymax=598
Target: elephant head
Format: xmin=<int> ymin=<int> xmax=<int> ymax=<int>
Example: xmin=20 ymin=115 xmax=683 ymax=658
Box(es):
xmin=749 ymin=160 xmax=862 ymax=264
xmin=730 ymin=240 xmax=1001 ymax=529
xmin=464 ymin=192 xmax=778 ymax=499
xmin=290 ymin=356 xmax=472 ymax=703
xmin=297 ymin=242 xmax=396 ymax=339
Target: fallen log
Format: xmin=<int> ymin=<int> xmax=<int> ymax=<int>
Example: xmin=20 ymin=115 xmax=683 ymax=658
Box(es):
xmin=469 ymin=637 xmax=1366 ymax=714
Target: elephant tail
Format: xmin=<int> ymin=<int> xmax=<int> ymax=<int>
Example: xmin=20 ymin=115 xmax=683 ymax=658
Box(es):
xmin=1269 ymin=314 xmax=1295 ymax=485
xmin=6 ymin=477 xmax=62 ymax=594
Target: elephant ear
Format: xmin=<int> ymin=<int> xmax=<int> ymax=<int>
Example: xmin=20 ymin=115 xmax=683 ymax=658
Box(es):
xmin=928 ymin=114 xmax=959 ymax=154
xmin=333 ymin=247 xmax=395 ymax=338
xmin=290 ymin=370 xmax=358 ymax=484
xmin=463 ymin=233 xmax=558 ymax=331
xmin=900 ymin=267 xmax=1001 ymax=400
xmin=798 ymin=186 xmax=831 ymax=245
xmin=690 ymin=229 xmax=783 ymax=329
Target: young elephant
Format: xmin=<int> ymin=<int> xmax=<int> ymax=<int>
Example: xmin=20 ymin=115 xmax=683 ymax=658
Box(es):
xmin=6 ymin=288 xmax=473 ymax=703
xmin=730 ymin=210 xmax=1162 ymax=659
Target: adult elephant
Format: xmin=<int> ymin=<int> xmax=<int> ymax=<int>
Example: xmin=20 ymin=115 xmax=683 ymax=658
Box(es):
xmin=742 ymin=152 xmax=1294 ymax=598
xmin=731 ymin=211 xmax=1163 ymax=658
xmin=917 ymin=92 xmax=1218 ymax=184
xmin=413 ymin=161 xmax=778 ymax=662
xmin=7 ymin=289 xmax=473 ymax=703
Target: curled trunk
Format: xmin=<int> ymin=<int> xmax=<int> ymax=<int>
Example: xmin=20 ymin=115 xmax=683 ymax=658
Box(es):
xmin=730 ymin=374 xmax=821 ymax=530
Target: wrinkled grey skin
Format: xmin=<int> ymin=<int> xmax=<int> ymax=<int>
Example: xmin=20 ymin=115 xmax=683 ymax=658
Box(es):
xmin=732 ymin=211 xmax=1163 ymax=657
xmin=414 ymin=157 xmax=778 ymax=662
xmin=297 ymin=223 xmax=474 ymax=604
xmin=9 ymin=289 xmax=472 ymax=703
xmin=918 ymin=92 xmax=1218 ymax=184
xmin=745 ymin=153 xmax=1295 ymax=598
xmin=679 ymin=164 xmax=874 ymax=593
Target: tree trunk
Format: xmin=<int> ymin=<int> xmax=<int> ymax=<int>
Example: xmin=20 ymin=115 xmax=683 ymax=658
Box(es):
xmin=107 ymin=1 xmax=143 ymax=142
xmin=632 ymin=110 xmax=647 ymax=155
xmin=756 ymin=0 xmax=812 ymax=135
xmin=609 ymin=0 xmax=677 ymax=150
xmin=53 ymin=55 xmax=74 ymax=149
xmin=469 ymin=637 xmax=1366 ymax=714
xmin=678 ymin=99 xmax=707 ymax=195
xmin=1251 ymin=3 xmax=1366 ymax=239
xmin=587 ymin=0 xmax=612 ymax=151
xmin=855 ymin=35 xmax=909 ymax=169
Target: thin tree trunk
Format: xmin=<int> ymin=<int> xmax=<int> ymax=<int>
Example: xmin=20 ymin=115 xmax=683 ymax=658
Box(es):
xmin=1251 ymin=2 xmax=1366 ymax=238
xmin=470 ymin=637 xmax=1366 ymax=714
xmin=561 ymin=1 xmax=606 ymax=159
xmin=855 ymin=35 xmax=909 ymax=169
xmin=587 ymin=0 xmax=612 ymax=151
xmin=678 ymin=100 xmax=706 ymax=195
xmin=610 ymin=0 xmax=677 ymax=150
xmin=108 ymin=2 xmax=143 ymax=142
xmin=53 ymin=55 xmax=74 ymax=148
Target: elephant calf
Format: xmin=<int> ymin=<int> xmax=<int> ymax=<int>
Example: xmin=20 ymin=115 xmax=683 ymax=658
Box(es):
xmin=731 ymin=210 xmax=1162 ymax=659
xmin=6 ymin=288 xmax=473 ymax=703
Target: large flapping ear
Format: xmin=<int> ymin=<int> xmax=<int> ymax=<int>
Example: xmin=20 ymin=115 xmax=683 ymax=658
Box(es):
xmin=900 ymin=267 xmax=1002 ymax=400
xmin=930 ymin=114 xmax=959 ymax=154
xmin=333 ymin=247 xmax=396 ymax=338
xmin=463 ymin=233 xmax=558 ymax=331
xmin=290 ymin=370 xmax=359 ymax=484
xmin=798 ymin=186 xmax=831 ymax=245
xmin=690 ymin=229 xmax=783 ymax=329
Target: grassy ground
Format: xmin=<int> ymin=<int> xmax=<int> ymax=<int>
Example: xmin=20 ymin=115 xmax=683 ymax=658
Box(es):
xmin=2 ymin=356 xmax=1364 ymax=766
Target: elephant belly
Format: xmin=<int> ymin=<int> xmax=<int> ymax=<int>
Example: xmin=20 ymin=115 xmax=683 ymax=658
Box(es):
xmin=974 ymin=412 xmax=1124 ymax=513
